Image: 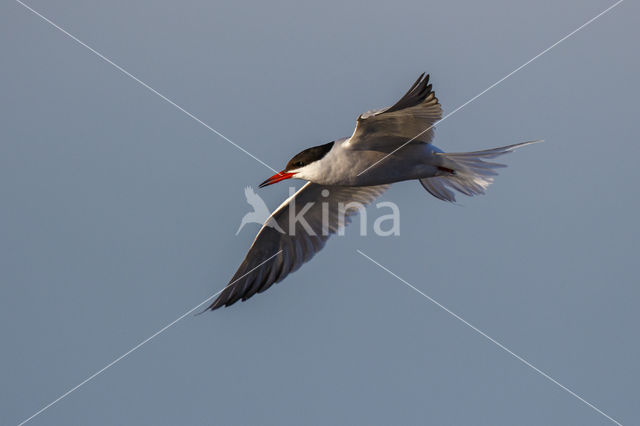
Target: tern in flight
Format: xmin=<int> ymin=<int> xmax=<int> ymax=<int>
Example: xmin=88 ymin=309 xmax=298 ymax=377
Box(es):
xmin=207 ymin=73 xmax=539 ymax=310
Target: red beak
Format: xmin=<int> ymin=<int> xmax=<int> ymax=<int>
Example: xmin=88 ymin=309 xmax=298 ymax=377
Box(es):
xmin=259 ymin=170 xmax=296 ymax=188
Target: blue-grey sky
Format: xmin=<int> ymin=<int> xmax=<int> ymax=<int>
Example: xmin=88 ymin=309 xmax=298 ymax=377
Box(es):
xmin=1 ymin=0 xmax=638 ymax=425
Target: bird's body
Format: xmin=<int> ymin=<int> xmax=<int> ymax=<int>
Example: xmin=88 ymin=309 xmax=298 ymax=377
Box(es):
xmin=207 ymin=73 xmax=540 ymax=310
xmin=296 ymin=137 xmax=444 ymax=186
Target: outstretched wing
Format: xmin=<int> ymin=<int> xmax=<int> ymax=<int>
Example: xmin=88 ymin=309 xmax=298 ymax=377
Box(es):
xmin=207 ymin=182 xmax=389 ymax=310
xmin=348 ymin=73 xmax=442 ymax=148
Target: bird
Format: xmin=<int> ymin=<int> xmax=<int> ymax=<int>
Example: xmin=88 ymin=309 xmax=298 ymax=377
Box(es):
xmin=235 ymin=186 xmax=284 ymax=235
xmin=206 ymin=73 xmax=540 ymax=310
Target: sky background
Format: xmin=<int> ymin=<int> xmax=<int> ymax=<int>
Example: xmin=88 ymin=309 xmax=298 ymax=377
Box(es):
xmin=1 ymin=0 xmax=638 ymax=424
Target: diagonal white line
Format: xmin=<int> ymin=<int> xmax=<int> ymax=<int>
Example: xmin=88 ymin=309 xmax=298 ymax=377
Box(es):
xmin=357 ymin=0 xmax=624 ymax=177
xmin=15 ymin=0 xmax=278 ymax=174
xmin=356 ymin=249 xmax=623 ymax=426
xmin=17 ymin=250 xmax=283 ymax=426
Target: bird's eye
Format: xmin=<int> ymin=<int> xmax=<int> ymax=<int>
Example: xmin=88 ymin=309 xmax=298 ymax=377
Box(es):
xmin=295 ymin=161 xmax=304 ymax=167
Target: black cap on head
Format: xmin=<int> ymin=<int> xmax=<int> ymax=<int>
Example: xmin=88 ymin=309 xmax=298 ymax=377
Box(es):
xmin=285 ymin=141 xmax=334 ymax=171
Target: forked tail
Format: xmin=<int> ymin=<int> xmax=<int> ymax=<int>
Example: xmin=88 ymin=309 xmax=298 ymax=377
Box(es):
xmin=420 ymin=140 xmax=541 ymax=202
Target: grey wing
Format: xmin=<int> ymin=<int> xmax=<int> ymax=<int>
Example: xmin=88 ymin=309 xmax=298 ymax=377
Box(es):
xmin=207 ymin=182 xmax=389 ymax=310
xmin=349 ymin=73 xmax=442 ymax=148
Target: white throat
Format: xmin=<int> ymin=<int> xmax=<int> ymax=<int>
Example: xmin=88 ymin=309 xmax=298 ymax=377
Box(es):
xmin=293 ymin=139 xmax=352 ymax=185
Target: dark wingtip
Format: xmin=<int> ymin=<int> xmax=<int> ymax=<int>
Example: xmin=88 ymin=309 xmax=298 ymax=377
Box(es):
xmin=194 ymin=302 xmax=215 ymax=315
xmin=194 ymin=291 xmax=229 ymax=315
xmin=384 ymin=71 xmax=435 ymax=114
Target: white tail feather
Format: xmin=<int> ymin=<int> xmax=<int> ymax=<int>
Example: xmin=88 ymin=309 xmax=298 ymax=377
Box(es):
xmin=420 ymin=140 xmax=541 ymax=202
